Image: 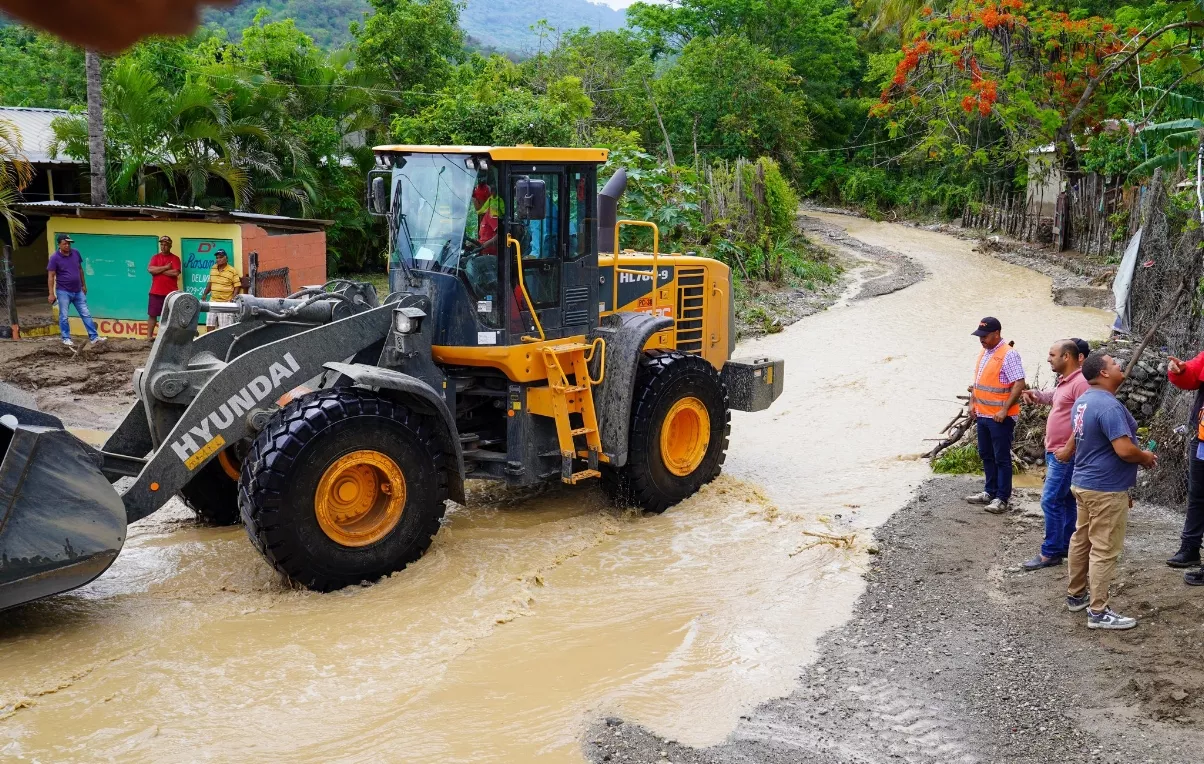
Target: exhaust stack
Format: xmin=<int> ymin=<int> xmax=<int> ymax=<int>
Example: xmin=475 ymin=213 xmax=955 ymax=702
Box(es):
xmin=597 ymin=168 xmax=627 ymax=254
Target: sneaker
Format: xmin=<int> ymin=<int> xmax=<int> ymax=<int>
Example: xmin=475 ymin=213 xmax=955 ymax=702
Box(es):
xmin=1167 ymin=542 xmax=1201 ymax=569
xmin=62 ymin=338 xmax=75 ymax=347
xmin=1066 ymin=591 xmax=1090 ymax=612
xmin=1087 ymin=607 xmax=1137 ymax=630
xmin=984 ymin=498 xmax=1010 ymax=514
xmin=1185 ymin=568 xmax=1204 ymax=587
xmin=1022 ymin=554 xmax=1062 ymax=571
xmin=965 ymin=491 xmax=993 ymax=505
xmin=89 ymin=336 xmax=107 ymax=345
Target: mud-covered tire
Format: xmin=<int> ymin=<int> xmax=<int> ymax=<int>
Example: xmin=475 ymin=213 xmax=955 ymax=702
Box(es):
xmin=180 ymin=457 xmax=241 ymax=526
xmin=239 ymin=387 xmax=448 ymax=592
xmin=602 ymin=351 xmax=729 ymax=513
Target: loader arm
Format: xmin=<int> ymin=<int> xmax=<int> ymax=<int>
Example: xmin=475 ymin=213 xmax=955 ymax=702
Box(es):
xmin=119 ymin=300 xmax=394 ymax=524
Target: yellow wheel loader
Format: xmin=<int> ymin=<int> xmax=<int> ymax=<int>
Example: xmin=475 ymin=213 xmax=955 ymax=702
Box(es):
xmin=0 ymin=145 xmax=784 ymax=608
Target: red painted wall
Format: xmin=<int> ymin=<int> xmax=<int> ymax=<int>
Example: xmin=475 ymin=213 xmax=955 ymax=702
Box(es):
xmin=240 ymin=224 xmax=327 ymax=290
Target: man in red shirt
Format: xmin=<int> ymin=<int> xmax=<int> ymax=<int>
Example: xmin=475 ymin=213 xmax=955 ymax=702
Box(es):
xmin=146 ymin=235 xmax=181 ymax=340
xmin=1167 ymin=351 xmax=1204 ymax=585
xmin=1019 ymin=339 xmax=1090 ymax=570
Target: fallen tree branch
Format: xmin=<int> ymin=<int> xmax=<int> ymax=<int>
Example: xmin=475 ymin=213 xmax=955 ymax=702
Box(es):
xmin=1123 ymin=275 xmax=1189 ymax=378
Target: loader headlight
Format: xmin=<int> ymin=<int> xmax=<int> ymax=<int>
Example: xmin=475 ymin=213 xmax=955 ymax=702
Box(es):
xmin=392 ymin=306 xmax=426 ymax=335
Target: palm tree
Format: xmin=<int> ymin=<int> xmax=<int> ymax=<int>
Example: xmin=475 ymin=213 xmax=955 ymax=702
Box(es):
xmin=85 ymin=51 xmax=108 ymax=205
xmin=0 ymin=118 xmax=33 ymax=239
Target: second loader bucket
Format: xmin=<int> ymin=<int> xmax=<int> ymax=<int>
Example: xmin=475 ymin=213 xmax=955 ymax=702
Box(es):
xmin=0 ymin=402 xmax=127 ymax=612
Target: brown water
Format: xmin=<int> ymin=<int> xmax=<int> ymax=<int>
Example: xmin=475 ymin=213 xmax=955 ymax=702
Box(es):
xmin=0 ymin=216 xmax=1110 ymax=763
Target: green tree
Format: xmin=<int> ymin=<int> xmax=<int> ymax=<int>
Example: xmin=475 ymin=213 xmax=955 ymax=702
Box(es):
xmin=0 ymin=26 xmax=86 ymax=108
xmin=656 ymin=36 xmax=811 ymax=170
xmin=0 ymin=118 xmax=34 ymax=238
xmin=352 ymin=0 xmax=464 ymax=101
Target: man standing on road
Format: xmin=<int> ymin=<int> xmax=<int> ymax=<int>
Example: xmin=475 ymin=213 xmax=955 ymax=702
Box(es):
xmin=1165 ymin=351 xmax=1204 ymax=585
xmin=146 ymin=235 xmax=181 ymax=340
xmin=965 ymin=317 xmax=1025 ymax=514
xmin=1019 ymin=340 xmax=1090 ymax=570
xmin=1062 ymin=353 xmax=1156 ymax=630
xmin=46 ymin=234 xmax=104 ymax=347
xmin=200 ymin=249 xmax=241 ymax=330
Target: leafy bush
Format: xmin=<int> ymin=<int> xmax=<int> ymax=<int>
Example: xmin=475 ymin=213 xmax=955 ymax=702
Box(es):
xmin=931 ymin=444 xmax=983 ymax=475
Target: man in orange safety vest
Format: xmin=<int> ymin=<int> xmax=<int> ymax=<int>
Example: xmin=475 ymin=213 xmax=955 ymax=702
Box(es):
xmin=965 ymin=317 xmax=1026 ymax=514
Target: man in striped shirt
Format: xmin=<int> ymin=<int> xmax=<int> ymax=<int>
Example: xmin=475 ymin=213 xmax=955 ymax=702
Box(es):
xmin=201 ymin=249 xmax=242 ymax=329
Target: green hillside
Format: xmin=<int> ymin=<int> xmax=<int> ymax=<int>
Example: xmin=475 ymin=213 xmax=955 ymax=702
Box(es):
xmin=202 ymin=0 xmax=625 ymax=52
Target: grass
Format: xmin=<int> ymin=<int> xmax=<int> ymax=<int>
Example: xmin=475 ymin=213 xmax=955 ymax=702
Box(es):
xmin=341 ymin=271 xmax=390 ymax=296
xmin=931 ymin=443 xmax=984 ymax=474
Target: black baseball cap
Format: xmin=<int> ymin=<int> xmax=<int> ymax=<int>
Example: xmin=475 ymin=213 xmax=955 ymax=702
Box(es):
xmin=971 ymin=317 xmax=1001 ymax=337
xmin=56 ymin=233 xmax=73 ymax=244
xmin=1071 ymin=337 xmax=1090 ymax=358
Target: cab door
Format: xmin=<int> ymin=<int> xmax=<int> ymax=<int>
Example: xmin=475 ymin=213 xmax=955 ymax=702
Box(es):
xmin=561 ymin=166 xmax=598 ymax=334
xmin=508 ymin=167 xmax=565 ymax=339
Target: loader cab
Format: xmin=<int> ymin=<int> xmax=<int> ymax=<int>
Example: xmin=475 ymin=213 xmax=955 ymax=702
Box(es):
xmin=370 ymin=146 xmax=606 ymax=348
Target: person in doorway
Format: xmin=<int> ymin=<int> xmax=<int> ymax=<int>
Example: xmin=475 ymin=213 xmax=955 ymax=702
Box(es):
xmin=146 ymin=235 xmax=181 ymax=340
xmin=201 ymin=249 xmax=241 ymax=330
xmin=1062 ymin=353 xmax=1157 ymax=630
xmin=1166 ymin=351 xmax=1204 ymax=585
xmin=47 ymin=234 xmax=103 ymax=347
xmin=964 ymin=317 xmax=1026 ymax=514
xmin=1019 ymin=340 xmax=1090 ymax=570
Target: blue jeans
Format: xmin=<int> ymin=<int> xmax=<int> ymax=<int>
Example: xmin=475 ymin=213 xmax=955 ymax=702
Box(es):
xmin=56 ymin=289 xmax=99 ymax=341
xmin=976 ymin=416 xmax=1015 ymax=502
xmin=1040 ymin=452 xmax=1077 ymax=558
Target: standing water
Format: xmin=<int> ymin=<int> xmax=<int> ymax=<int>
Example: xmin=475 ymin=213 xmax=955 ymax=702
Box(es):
xmin=0 ymin=215 xmax=1110 ymax=762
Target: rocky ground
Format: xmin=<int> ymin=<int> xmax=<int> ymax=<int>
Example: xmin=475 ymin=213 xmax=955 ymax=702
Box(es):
xmin=0 ymin=336 xmax=148 ymax=429
xmin=584 ymin=476 xmax=1204 ymax=763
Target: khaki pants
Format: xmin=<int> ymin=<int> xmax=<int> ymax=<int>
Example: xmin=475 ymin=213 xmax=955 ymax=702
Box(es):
xmin=1067 ymin=487 xmax=1129 ymax=612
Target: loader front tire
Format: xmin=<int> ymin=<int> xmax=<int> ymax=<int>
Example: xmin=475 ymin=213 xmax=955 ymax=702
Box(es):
xmin=180 ymin=453 xmax=241 ymax=526
xmin=239 ymin=388 xmax=448 ymax=592
xmin=603 ymin=351 xmax=729 ymax=513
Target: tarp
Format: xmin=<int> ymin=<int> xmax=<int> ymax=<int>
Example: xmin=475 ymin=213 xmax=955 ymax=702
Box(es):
xmin=1112 ymin=227 xmax=1143 ymax=333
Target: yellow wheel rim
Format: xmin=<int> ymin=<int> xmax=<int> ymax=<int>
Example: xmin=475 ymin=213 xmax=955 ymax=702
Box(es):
xmin=314 ymin=450 xmax=406 ymax=547
xmin=217 ymin=450 xmax=241 ymax=481
xmin=660 ymin=397 xmax=711 ymax=477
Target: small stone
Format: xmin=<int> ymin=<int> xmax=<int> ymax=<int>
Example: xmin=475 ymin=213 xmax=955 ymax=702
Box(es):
xmin=1171 ymin=689 xmax=1188 ymax=702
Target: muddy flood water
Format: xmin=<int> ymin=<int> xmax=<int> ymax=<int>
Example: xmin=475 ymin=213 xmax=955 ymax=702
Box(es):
xmin=1 ymin=215 xmax=1111 ymax=762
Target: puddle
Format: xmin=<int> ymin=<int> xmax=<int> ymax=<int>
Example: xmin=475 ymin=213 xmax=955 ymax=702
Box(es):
xmin=0 ymin=214 xmax=1110 ymax=763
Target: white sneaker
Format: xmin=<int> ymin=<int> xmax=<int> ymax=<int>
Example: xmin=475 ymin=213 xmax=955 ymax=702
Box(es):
xmin=984 ymin=498 xmax=1010 ymax=514
xmin=1087 ymin=607 xmax=1137 ymax=630
xmin=62 ymin=338 xmax=75 ymax=347
xmin=965 ymin=491 xmax=992 ymax=505
xmin=90 ymin=336 xmax=107 ymax=345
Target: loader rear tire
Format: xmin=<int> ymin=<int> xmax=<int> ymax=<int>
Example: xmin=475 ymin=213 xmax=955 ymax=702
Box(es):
xmin=602 ymin=351 xmax=729 ymax=514
xmin=180 ymin=454 xmax=241 ymax=526
xmin=239 ymin=388 xmax=448 ymax=592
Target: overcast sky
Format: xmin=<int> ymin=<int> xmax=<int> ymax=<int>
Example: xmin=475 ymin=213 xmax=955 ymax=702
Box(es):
xmin=595 ymin=0 xmax=656 ymax=9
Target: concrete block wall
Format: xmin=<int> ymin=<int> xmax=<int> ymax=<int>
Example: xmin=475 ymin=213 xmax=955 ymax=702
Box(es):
xmin=240 ymin=224 xmax=327 ymax=289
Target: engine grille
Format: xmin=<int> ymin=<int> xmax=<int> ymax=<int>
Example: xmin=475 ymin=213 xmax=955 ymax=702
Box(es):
xmin=674 ymin=268 xmax=706 ymax=355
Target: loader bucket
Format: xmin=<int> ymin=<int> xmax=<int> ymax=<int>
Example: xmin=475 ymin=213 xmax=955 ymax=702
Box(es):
xmin=0 ymin=402 xmax=127 ymax=612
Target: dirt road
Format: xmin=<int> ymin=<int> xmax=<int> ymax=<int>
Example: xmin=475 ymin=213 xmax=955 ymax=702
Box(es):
xmin=591 ymin=477 xmax=1204 ymax=763
xmin=0 ymin=215 xmax=1110 ymax=763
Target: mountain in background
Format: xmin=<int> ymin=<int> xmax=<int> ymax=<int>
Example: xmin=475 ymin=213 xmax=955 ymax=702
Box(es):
xmin=203 ymin=0 xmax=626 ymax=54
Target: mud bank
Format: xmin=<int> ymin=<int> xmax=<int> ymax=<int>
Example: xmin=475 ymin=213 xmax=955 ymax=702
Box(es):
xmin=586 ymin=476 xmax=1204 ymax=763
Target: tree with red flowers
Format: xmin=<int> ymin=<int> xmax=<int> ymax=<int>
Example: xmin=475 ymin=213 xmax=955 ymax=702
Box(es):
xmin=871 ymin=0 xmax=1203 ymax=173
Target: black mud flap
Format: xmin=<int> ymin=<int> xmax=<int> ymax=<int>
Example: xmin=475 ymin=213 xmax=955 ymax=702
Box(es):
xmin=0 ymin=407 xmax=127 ymax=612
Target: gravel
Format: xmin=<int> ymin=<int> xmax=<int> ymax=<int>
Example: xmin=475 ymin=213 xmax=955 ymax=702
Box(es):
xmin=583 ymin=476 xmax=1204 ymax=763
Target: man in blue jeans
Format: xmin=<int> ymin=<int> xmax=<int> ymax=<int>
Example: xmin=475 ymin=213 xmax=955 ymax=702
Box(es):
xmin=1020 ymin=339 xmax=1090 ymax=569
xmin=965 ymin=317 xmax=1026 ymax=514
xmin=47 ymin=234 xmax=104 ymax=347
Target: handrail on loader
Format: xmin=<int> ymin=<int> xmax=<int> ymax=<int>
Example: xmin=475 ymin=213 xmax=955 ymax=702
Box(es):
xmin=508 ymin=234 xmax=545 ymax=342
xmin=612 ymin=220 xmax=661 ymax=315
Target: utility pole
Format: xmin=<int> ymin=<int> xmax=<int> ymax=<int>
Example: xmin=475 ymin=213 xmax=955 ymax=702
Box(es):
xmin=85 ymin=50 xmax=107 ymax=205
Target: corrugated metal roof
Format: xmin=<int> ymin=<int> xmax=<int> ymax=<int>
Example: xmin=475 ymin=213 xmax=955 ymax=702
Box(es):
xmin=0 ymin=106 xmax=77 ymax=165
xmin=15 ymin=201 xmax=332 ymax=229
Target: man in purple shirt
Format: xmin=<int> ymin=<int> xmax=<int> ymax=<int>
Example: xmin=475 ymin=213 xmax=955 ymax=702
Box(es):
xmin=1019 ymin=339 xmax=1090 ymax=570
xmin=47 ymin=234 xmax=103 ymax=347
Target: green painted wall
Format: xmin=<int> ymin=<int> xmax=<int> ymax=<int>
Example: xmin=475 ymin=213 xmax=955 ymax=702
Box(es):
xmin=68 ymin=232 xmax=160 ymax=318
